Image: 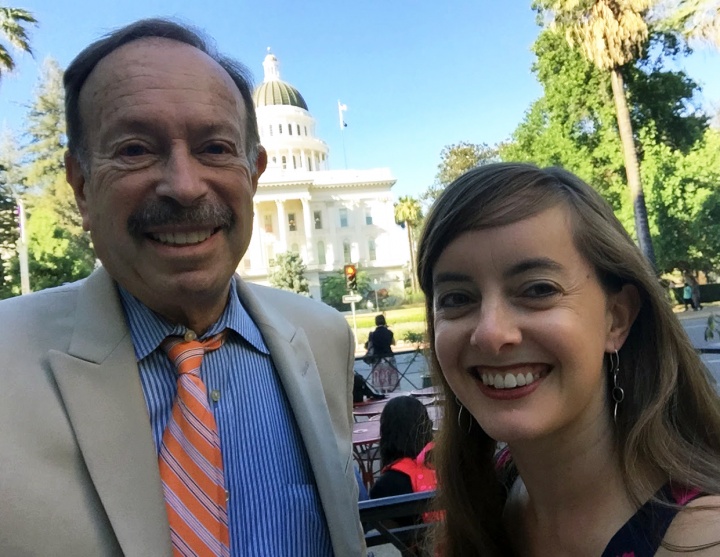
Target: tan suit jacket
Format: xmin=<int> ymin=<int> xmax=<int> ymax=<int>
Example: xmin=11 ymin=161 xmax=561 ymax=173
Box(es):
xmin=0 ymin=268 xmax=364 ymax=556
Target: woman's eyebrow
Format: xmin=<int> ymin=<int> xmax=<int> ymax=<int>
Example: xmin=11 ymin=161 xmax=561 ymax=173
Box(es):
xmin=433 ymin=272 xmax=473 ymax=287
xmin=504 ymin=257 xmax=563 ymax=279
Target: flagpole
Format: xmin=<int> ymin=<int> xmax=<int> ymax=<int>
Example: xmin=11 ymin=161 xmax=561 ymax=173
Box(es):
xmin=338 ymin=100 xmax=348 ymax=169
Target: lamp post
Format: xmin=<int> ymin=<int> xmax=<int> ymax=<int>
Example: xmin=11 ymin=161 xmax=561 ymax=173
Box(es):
xmin=16 ymin=198 xmax=30 ymax=295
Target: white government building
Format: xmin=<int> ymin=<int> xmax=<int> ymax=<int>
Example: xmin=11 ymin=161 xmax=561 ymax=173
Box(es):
xmin=239 ymin=51 xmax=410 ymax=302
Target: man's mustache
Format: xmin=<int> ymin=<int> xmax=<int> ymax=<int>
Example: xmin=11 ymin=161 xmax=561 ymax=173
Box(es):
xmin=127 ymin=199 xmax=234 ymax=236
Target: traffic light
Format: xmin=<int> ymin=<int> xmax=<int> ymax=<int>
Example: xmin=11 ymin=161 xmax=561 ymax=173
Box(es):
xmin=344 ymin=264 xmax=357 ymax=291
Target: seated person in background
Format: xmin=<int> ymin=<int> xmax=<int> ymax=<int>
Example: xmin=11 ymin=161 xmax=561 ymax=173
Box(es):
xmin=353 ymin=371 xmax=385 ymax=403
xmin=366 ymin=314 xmax=399 ymax=392
xmin=370 ymin=396 xmax=436 ymax=527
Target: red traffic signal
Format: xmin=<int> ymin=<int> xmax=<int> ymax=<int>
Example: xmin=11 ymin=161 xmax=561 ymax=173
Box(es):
xmin=344 ymin=264 xmax=357 ymax=291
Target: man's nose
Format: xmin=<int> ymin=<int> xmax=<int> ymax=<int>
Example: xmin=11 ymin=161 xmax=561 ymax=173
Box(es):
xmin=469 ymin=301 xmax=522 ymax=355
xmin=156 ymin=146 xmax=208 ymax=206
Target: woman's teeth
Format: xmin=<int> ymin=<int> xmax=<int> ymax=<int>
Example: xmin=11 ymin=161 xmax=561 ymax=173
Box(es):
xmin=481 ymin=371 xmax=538 ymax=389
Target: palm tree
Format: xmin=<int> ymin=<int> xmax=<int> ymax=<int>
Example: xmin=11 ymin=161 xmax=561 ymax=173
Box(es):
xmin=535 ymin=0 xmax=657 ymax=268
xmin=0 ymin=7 xmax=37 ymax=78
xmin=394 ymin=196 xmax=423 ymax=293
xmin=657 ymin=0 xmax=720 ymax=48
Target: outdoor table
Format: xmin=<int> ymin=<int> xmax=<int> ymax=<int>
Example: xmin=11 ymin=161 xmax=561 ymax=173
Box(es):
xmin=352 ymin=419 xmax=381 ymax=488
xmin=410 ymin=385 xmax=441 ymax=397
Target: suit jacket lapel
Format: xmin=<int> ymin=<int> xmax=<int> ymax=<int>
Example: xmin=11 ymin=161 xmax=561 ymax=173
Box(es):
xmin=49 ymin=268 xmax=172 ymax=557
xmin=235 ymin=279 xmax=359 ymax=555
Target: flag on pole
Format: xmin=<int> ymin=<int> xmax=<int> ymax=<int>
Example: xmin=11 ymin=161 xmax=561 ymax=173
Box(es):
xmin=338 ymin=101 xmax=348 ymax=129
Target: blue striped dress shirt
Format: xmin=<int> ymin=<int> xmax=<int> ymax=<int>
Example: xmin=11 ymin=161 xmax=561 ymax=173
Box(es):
xmin=118 ymin=279 xmax=333 ymax=556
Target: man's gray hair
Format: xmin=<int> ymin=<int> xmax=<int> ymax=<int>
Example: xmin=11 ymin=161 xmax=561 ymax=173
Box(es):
xmin=63 ymin=18 xmax=260 ymax=172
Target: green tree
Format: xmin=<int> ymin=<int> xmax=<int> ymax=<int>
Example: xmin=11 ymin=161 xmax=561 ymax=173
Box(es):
xmin=394 ymin=195 xmax=423 ymax=293
xmin=269 ymin=251 xmax=309 ymax=295
xmin=534 ymin=0 xmax=657 ymax=267
xmin=424 ymin=141 xmax=500 ymax=202
xmin=657 ymin=0 xmax=720 ymax=48
xmin=0 ymin=6 xmax=36 ymax=78
xmin=321 ymin=269 xmax=371 ymax=310
xmin=21 ymin=58 xmax=95 ymax=289
xmin=503 ymin=26 xmax=712 ymax=274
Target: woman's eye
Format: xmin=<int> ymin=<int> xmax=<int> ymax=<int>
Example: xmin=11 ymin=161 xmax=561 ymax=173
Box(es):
xmin=522 ymin=282 xmax=559 ymax=298
xmin=436 ymin=292 xmax=471 ymax=308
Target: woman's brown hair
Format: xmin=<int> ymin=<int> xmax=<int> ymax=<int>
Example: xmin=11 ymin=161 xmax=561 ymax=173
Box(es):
xmin=416 ymin=163 xmax=720 ymax=556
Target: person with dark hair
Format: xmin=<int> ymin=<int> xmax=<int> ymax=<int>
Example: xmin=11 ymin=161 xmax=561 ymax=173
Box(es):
xmin=416 ymin=162 xmax=720 ymax=556
xmin=366 ymin=314 xmax=398 ymax=392
xmin=0 ymin=18 xmax=364 ymax=557
xmin=370 ymin=396 xmax=436 ymax=512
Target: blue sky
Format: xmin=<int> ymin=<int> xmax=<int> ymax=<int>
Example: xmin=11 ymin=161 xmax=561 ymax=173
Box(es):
xmin=1 ymin=0 xmax=718 ymax=198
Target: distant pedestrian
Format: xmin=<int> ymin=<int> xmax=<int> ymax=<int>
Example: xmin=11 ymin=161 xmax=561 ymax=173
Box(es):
xmin=692 ymin=282 xmax=703 ymax=311
xmin=683 ymin=283 xmax=694 ymax=311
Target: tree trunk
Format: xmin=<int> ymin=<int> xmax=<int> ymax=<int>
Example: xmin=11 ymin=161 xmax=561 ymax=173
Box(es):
xmin=610 ymin=67 xmax=657 ymax=270
xmin=406 ymin=222 xmax=418 ymax=292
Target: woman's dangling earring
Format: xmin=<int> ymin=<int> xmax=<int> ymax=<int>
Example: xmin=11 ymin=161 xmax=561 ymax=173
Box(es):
xmin=609 ymin=349 xmax=624 ymax=423
xmin=456 ymin=396 xmax=472 ymax=433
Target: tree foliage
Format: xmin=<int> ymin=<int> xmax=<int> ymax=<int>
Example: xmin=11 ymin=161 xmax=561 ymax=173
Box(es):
xmin=533 ymin=0 xmax=658 ymax=266
xmin=503 ymin=10 xmax=718 ymax=274
xmin=0 ymin=6 xmax=36 ymax=78
xmin=424 ymin=141 xmax=500 ymax=202
xmin=394 ymin=195 xmax=423 ymax=292
xmin=656 ymin=0 xmax=720 ymax=49
xmin=269 ymin=251 xmax=309 ymax=295
xmin=321 ymin=268 xmax=371 ymax=310
xmin=21 ymin=58 xmax=95 ymax=291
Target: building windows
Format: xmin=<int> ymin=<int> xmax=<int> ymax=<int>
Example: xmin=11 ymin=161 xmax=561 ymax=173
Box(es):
xmin=343 ymin=240 xmax=351 ymax=263
xmin=269 ymin=124 xmax=273 ymax=136
xmin=307 ymin=157 xmax=312 ymax=170
xmin=267 ymin=244 xmax=275 ymax=267
xmin=272 ymin=156 xmax=277 ymax=165
xmin=288 ymin=213 xmax=297 ymax=232
xmin=365 ymin=208 xmax=373 ymax=225
xmin=281 ymin=156 xmax=287 ymax=169
xmin=288 ymin=124 xmax=293 ymax=136
xmin=314 ymin=210 xmax=322 ymax=230
xmin=293 ymin=155 xmax=297 ymax=169
xmin=304 ymin=125 xmax=308 ymax=136
xmin=264 ymin=214 xmax=273 ymax=233
xmin=317 ymin=241 xmax=326 ymax=265
xmin=339 ymin=208 xmax=348 ymax=228
xmin=368 ymin=239 xmax=376 ymax=261
xmin=297 ymin=124 xmax=301 ymax=135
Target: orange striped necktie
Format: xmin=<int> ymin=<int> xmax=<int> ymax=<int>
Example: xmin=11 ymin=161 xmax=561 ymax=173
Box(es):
xmin=159 ymin=330 xmax=230 ymax=557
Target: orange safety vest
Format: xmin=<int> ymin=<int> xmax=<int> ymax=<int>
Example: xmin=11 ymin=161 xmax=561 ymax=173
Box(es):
xmin=386 ymin=443 xmax=441 ymax=523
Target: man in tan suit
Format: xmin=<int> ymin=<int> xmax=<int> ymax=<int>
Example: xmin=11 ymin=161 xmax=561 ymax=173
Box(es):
xmin=0 ymin=19 xmax=364 ymax=557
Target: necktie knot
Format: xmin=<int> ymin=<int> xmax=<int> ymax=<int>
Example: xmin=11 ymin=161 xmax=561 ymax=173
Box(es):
xmin=161 ymin=330 xmax=226 ymax=377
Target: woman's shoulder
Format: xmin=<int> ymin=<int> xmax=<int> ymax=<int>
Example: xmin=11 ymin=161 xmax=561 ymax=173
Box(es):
xmin=659 ymin=495 xmax=720 ymax=555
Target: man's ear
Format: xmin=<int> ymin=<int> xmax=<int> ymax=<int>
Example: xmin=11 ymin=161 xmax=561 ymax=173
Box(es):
xmin=251 ymin=146 xmax=267 ymax=193
xmin=606 ymin=284 xmax=641 ymax=352
xmin=65 ymin=151 xmax=92 ymax=232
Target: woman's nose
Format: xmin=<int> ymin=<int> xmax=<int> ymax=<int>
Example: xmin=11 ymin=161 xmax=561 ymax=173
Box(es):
xmin=469 ymin=301 xmax=522 ymax=355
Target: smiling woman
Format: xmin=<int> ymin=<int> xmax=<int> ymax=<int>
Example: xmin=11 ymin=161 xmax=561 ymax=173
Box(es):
xmin=416 ymin=163 xmax=720 ymax=557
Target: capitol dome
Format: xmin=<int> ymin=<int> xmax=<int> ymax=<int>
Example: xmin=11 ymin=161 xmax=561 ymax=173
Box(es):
xmin=253 ymin=50 xmax=329 ymax=174
xmin=253 ymin=52 xmax=308 ymax=110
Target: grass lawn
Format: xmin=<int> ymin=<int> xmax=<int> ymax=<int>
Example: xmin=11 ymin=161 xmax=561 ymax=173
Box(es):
xmin=344 ymin=304 xmax=427 ymax=348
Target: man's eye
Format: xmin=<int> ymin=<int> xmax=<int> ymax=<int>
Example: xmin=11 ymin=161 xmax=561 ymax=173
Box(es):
xmin=118 ymin=144 xmax=150 ymax=157
xmin=202 ymin=143 xmax=232 ymax=155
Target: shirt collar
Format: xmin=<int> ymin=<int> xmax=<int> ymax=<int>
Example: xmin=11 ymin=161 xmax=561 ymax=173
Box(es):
xmin=118 ymin=276 xmax=270 ymax=361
